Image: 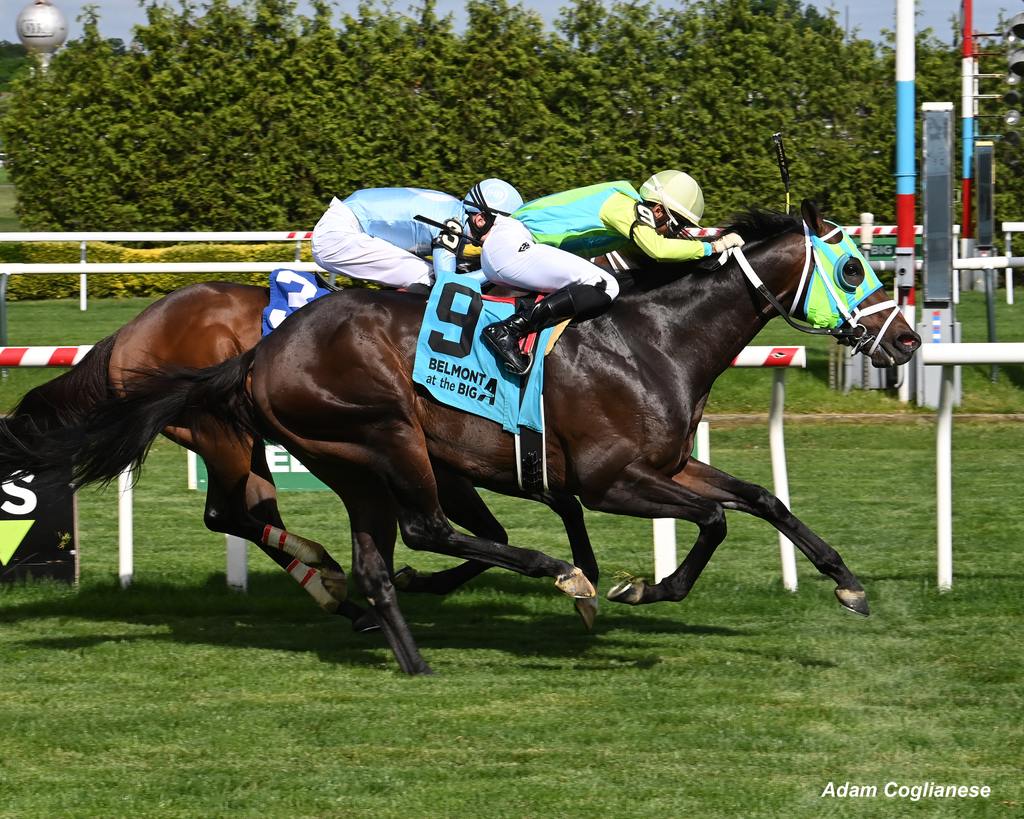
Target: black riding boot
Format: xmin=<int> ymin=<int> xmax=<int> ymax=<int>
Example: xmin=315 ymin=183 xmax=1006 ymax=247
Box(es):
xmin=481 ymin=283 xmax=612 ymax=375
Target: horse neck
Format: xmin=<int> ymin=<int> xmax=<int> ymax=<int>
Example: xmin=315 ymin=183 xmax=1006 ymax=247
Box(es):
xmin=633 ymin=231 xmax=807 ymax=368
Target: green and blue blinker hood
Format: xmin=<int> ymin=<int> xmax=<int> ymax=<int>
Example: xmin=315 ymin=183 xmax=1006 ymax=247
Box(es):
xmin=798 ymin=221 xmax=883 ymax=329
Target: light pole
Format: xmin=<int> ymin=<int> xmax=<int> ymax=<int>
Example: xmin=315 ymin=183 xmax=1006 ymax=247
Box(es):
xmin=15 ymin=0 xmax=67 ymax=72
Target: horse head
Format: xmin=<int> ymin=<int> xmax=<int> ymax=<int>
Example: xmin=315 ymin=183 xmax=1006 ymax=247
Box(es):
xmin=718 ymin=200 xmax=920 ymax=368
xmin=796 ymin=199 xmax=921 ymax=366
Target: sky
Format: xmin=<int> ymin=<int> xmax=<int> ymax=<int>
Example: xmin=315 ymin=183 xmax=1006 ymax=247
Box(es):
xmin=2 ymin=0 xmax=1018 ymax=48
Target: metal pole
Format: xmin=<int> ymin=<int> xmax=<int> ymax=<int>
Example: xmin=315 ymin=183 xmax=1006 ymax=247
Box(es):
xmin=769 ymin=369 xmax=798 ymax=591
xmin=79 ymin=240 xmax=88 ymax=311
xmin=0 ymin=273 xmax=7 ymax=381
xmin=896 ymin=0 xmax=916 ymax=401
xmin=961 ymin=0 xmax=975 ymax=254
xmin=936 ymin=365 xmax=954 ymax=591
xmin=985 ymin=268 xmax=998 ymax=381
xmin=1006 ymin=230 xmax=1015 ymax=305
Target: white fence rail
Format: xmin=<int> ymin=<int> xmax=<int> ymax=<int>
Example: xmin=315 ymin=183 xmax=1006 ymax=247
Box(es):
xmin=920 ymin=343 xmax=1024 ymax=591
xmin=0 ymin=230 xmax=318 ymax=312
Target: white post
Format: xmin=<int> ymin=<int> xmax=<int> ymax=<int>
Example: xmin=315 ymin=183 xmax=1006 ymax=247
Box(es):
xmin=652 ymin=520 xmax=676 ymax=583
xmin=117 ymin=467 xmax=133 ymax=587
xmin=769 ymin=369 xmax=798 ymax=591
xmin=1006 ymin=230 xmax=1015 ymax=305
xmin=79 ymin=240 xmax=88 ymax=312
xmin=226 ymin=535 xmax=248 ymax=591
xmin=936 ymin=365 xmax=955 ymax=591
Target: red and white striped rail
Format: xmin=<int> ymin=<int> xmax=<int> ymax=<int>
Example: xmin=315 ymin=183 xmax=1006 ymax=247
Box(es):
xmin=0 ymin=345 xmax=93 ymax=367
xmin=732 ymin=346 xmax=806 ymax=368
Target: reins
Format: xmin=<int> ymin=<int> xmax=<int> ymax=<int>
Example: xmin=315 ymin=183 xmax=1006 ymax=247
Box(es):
xmin=728 ymin=219 xmax=900 ymax=356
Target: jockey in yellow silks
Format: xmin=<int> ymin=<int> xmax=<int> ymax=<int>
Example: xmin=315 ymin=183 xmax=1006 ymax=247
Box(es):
xmin=473 ymin=171 xmax=745 ymax=375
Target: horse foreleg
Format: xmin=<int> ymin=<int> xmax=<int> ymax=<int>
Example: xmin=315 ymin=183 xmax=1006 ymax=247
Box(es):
xmin=582 ymin=463 xmax=727 ymax=606
xmin=545 ymin=491 xmax=600 ymax=630
xmin=671 ymin=459 xmax=868 ymax=615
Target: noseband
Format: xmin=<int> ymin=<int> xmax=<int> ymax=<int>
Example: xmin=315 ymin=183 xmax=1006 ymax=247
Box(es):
xmin=729 ymin=220 xmax=901 ymax=356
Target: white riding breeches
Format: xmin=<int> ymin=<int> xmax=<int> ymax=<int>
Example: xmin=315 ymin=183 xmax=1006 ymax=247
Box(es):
xmin=311 ymin=198 xmax=434 ymax=288
xmin=480 ymin=216 xmax=620 ymax=299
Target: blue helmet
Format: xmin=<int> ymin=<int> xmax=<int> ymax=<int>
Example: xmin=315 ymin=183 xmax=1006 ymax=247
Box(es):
xmin=463 ymin=178 xmax=523 ymax=216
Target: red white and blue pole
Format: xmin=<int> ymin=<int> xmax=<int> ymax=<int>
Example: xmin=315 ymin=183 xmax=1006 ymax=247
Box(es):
xmin=895 ymin=0 xmax=917 ymax=403
xmin=895 ymin=0 xmax=916 ymax=306
xmin=961 ymin=0 xmax=975 ymax=246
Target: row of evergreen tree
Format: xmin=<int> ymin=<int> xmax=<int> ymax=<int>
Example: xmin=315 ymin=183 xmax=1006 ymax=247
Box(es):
xmin=0 ymin=0 xmax=1017 ymax=231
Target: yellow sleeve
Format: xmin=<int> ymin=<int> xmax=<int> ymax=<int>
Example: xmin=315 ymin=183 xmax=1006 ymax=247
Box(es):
xmin=599 ymin=192 xmax=710 ymax=261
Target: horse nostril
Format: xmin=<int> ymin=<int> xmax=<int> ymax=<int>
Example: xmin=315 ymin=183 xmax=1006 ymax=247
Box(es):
xmin=899 ymin=332 xmax=922 ymax=351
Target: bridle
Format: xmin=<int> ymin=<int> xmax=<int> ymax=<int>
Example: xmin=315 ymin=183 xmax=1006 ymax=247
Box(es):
xmin=729 ymin=220 xmax=901 ymax=357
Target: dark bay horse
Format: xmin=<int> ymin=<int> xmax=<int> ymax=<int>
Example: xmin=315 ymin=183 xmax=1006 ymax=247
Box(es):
xmin=2 ymin=201 xmax=921 ymax=674
xmin=6 ymin=280 xmax=600 ymax=629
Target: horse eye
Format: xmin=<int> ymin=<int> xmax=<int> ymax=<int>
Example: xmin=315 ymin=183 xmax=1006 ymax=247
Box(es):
xmin=841 ymin=258 xmax=865 ymax=288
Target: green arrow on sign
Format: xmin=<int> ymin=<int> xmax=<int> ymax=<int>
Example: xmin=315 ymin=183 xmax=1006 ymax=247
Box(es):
xmin=0 ymin=520 xmax=35 ymax=565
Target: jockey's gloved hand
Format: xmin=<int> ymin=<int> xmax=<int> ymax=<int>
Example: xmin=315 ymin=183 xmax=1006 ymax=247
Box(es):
xmin=712 ymin=232 xmax=745 ymax=254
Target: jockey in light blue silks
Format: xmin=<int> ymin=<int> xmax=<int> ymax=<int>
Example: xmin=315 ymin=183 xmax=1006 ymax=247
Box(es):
xmin=311 ymin=180 xmax=523 ymax=289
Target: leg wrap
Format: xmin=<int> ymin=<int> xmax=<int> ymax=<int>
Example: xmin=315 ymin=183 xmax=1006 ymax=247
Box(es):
xmin=286 ymin=559 xmax=344 ymax=612
xmin=262 ymin=524 xmax=324 ymax=566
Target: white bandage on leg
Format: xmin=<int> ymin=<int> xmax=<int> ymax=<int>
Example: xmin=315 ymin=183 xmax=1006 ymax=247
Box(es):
xmin=262 ymin=524 xmax=324 ymax=566
xmin=285 ymin=559 xmax=342 ymax=612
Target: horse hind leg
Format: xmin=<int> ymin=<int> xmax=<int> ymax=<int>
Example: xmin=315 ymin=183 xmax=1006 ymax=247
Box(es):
xmin=671 ymin=459 xmax=868 ymax=616
xmin=358 ymin=423 xmax=596 ymax=599
xmin=174 ymin=426 xmax=362 ymax=622
xmin=393 ymin=468 xmax=499 ymax=595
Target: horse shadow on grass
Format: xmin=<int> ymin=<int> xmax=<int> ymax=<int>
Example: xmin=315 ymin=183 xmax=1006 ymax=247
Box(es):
xmin=1 ymin=571 xmax=748 ymax=672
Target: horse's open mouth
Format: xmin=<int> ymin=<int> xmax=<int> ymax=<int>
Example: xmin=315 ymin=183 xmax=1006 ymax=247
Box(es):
xmin=872 ymin=330 xmax=922 ymax=367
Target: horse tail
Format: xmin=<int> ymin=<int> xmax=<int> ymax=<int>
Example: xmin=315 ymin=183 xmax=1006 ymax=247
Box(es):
xmin=6 ymin=333 xmax=118 ymax=434
xmin=0 ymin=348 xmax=259 ymax=492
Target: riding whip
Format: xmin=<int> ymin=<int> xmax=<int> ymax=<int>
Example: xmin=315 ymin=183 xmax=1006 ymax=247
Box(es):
xmin=771 ymin=132 xmax=791 ymax=215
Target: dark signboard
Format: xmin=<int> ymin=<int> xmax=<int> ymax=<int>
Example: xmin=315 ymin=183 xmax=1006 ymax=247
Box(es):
xmin=0 ymin=471 xmax=78 ymax=584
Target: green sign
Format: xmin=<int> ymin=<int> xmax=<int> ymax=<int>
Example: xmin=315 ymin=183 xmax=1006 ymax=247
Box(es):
xmin=863 ymin=235 xmax=923 ymax=263
xmin=190 ymin=443 xmax=329 ymax=491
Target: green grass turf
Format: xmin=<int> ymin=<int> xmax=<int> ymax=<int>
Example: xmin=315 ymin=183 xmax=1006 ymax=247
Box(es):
xmin=1 ymin=424 xmax=1021 ymax=816
xmin=0 ymin=297 xmax=1022 ymax=815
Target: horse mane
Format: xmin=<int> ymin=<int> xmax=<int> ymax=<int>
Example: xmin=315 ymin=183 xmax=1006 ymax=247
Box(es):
xmin=622 ymin=208 xmax=801 ymax=294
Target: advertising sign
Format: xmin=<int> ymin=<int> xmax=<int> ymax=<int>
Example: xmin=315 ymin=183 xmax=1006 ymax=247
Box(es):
xmin=190 ymin=443 xmax=328 ymax=491
xmin=0 ymin=471 xmax=78 ymax=584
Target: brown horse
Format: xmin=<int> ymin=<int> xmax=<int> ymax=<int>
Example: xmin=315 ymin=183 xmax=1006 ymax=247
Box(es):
xmin=2 ymin=201 xmax=921 ymax=674
xmin=6 ymin=279 xmax=601 ymax=629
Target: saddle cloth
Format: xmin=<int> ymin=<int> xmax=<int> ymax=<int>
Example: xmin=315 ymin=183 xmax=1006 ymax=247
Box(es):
xmin=262 ymin=268 xmax=554 ymax=435
xmin=262 ymin=268 xmax=334 ymax=336
xmin=412 ymin=269 xmax=555 ymax=434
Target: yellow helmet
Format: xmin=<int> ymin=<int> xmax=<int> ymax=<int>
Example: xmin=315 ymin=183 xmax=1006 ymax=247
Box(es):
xmin=639 ymin=170 xmax=705 ymax=226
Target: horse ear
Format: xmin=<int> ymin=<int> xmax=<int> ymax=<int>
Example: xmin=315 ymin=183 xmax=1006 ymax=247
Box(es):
xmin=800 ymin=199 xmax=826 ymax=236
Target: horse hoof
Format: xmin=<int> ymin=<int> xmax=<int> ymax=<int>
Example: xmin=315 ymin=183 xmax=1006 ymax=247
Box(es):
xmin=555 ymin=567 xmax=596 ymax=598
xmin=393 ymin=565 xmax=418 ymax=591
xmin=574 ymin=597 xmax=599 ymax=631
xmin=606 ymin=578 xmax=645 ymax=605
xmin=352 ymin=611 xmax=382 ymax=633
xmin=835 ymin=588 xmax=870 ymax=617
xmin=321 ymin=568 xmax=348 ymax=602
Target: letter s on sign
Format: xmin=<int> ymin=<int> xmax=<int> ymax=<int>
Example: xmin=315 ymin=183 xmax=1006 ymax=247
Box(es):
xmin=2 ymin=475 xmax=38 ymax=515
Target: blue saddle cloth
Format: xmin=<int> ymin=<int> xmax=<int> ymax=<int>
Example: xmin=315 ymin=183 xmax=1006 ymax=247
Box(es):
xmin=412 ymin=269 xmax=553 ymax=434
xmin=262 ymin=268 xmax=333 ymax=336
